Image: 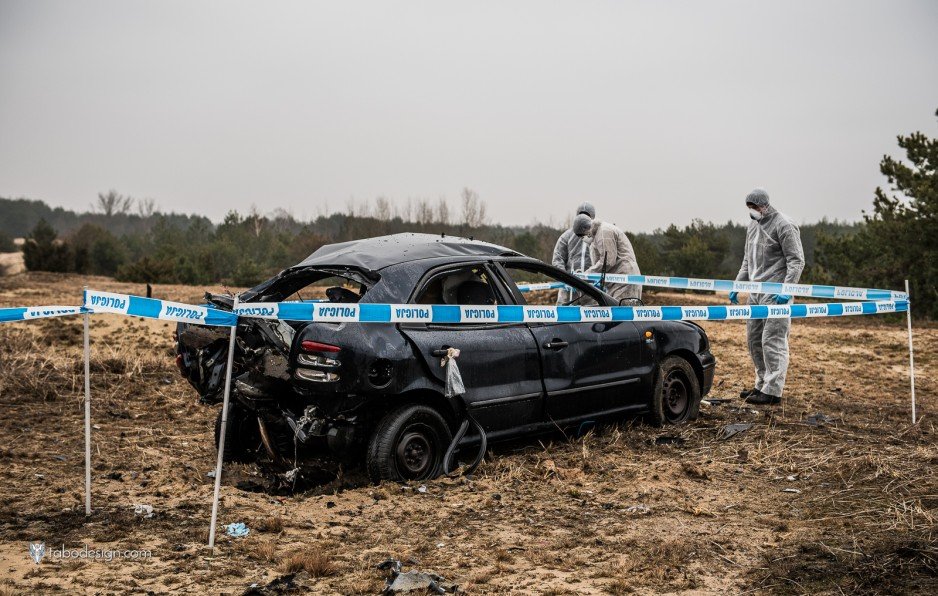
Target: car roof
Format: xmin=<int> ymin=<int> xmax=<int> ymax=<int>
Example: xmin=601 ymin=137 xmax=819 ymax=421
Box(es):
xmin=295 ymin=233 xmax=520 ymax=271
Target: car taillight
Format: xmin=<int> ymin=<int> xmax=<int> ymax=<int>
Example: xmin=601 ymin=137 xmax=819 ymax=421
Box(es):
xmin=300 ymin=340 xmax=341 ymax=353
xmin=175 ymin=354 xmax=187 ymax=377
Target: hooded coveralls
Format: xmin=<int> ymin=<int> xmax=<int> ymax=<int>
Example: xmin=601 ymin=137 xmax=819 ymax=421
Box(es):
xmin=585 ymin=219 xmax=641 ymax=301
xmin=552 ymin=229 xmax=592 ymax=304
xmin=736 ymin=205 xmax=805 ymax=397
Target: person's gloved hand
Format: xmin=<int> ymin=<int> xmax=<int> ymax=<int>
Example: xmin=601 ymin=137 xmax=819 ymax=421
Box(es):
xmin=729 ymin=291 xmax=739 ymax=305
xmin=774 ymin=294 xmax=792 ymax=304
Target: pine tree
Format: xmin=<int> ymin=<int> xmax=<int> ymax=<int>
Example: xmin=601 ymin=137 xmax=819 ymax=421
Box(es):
xmin=817 ymin=108 xmax=938 ymax=317
xmin=22 ymin=219 xmax=72 ymax=272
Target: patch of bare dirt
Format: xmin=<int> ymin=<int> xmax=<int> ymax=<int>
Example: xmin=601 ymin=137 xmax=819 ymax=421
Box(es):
xmin=0 ymin=273 xmax=934 ymax=594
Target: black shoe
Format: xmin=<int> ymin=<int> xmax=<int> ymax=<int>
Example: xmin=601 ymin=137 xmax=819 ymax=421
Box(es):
xmin=739 ymin=388 xmax=759 ymax=399
xmin=747 ymin=392 xmax=781 ymax=405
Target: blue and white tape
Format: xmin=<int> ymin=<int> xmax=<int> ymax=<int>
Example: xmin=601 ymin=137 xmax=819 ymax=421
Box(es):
xmin=517 ymin=274 xmax=908 ymax=302
xmin=83 ymin=290 xmax=238 ymax=327
xmin=234 ymin=299 xmax=908 ymax=324
xmin=0 ymin=285 xmax=912 ymax=328
xmin=0 ymin=305 xmax=88 ymax=324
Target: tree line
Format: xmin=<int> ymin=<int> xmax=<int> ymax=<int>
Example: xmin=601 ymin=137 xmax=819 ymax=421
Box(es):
xmin=9 ymin=195 xmax=854 ymax=287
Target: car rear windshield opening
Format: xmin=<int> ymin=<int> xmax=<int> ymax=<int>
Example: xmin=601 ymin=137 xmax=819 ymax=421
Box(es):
xmin=287 ymin=274 xmax=367 ymax=304
xmin=249 ymin=268 xmax=375 ymax=304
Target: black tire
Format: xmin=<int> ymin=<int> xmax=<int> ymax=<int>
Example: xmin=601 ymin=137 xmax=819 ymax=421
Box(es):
xmin=214 ymin=403 xmax=261 ymax=463
xmin=648 ymin=355 xmax=701 ymax=426
xmin=366 ymin=404 xmax=453 ymax=483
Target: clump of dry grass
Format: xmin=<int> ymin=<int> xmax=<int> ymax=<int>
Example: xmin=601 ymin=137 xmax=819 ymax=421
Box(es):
xmin=606 ymin=577 xmax=633 ymax=595
xmin=279 ymin=550 xmax=338 ymax=577
xmin=494 ymin=548 xmax=514 ymax=564
xmin=253 ymin=539 xmax=277 ymax=562
xmin=255 ymin=515 xmax=284 ymax=533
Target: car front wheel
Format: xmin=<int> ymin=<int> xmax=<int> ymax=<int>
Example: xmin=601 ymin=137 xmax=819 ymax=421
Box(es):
xmin=366 ymin=404 xmax=453 ymax=483
xmin=648 ymin=355 xmax=701 ymax=426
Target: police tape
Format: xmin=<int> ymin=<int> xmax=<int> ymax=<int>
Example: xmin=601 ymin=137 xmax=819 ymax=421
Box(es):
xmin=517 ymin=274 xmax=908 ymax=302
xmin=0 ymin=305 xmax=88 ymax=324
xmin=234 ymin=299 xmax=908 ymax=324
xmin=0 ymin=291 xmax=911 ymax=328
xmin=82 ymin=290 xmax=238 ymax=327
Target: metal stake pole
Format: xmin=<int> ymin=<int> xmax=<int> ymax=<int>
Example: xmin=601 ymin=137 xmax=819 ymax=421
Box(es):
xmin=83 ymin=287 xmax=92 ymax=516
xmin=905 ymin=280 xmax=916 ymax=424
xmin=208 ymin=296 xmax=239 ymax=549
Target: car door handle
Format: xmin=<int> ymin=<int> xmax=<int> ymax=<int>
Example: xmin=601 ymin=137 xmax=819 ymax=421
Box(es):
xmin=431 ymin=347 xmax=450 ymax=357
xmin=543 ymin=340 xmax=569 ymax=350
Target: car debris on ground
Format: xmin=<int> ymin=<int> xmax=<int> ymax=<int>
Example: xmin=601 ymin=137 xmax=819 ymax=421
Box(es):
xmin=805 ymin=412 xmax=839 ymax=426
xmin=377 ymin=558 xmax=458 ymax=594
xmin=720 ymin=423 xmax=752 ymax=440
xmin=242 ymin=571 xmax=315 ymax=595
xmin=133 ymin=504 xmax=154 ymax=518
xmin=624 ymin=504 xmax=651 ymax=515
xmin=701 ymin=398 xmax=732 ymax=406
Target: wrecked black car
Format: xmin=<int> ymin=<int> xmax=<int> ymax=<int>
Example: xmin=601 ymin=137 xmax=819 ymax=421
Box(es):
xmin=175 ymin=233 xmax=715 ymax=482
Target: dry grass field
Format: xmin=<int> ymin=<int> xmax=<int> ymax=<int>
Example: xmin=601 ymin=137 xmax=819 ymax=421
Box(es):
xmin=0 ymin=272 xmax=935 ymax=594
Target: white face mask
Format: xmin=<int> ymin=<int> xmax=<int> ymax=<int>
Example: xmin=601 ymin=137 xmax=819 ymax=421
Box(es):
xmin=749 ymin=208 xmax=763 ymax=221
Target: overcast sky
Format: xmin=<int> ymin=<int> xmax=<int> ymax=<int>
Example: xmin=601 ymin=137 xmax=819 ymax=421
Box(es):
xmin=1 ymin=1 xmax=936 ymax=232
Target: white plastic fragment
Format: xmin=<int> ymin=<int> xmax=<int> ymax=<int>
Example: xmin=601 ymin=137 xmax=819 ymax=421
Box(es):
xmin=133 ymin=504 xmax=154 ymax=518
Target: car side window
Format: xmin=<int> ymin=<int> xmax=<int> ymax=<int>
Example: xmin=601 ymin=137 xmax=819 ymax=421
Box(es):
xmin=500 ymin=264 xmax=602 ymax=306
xmin=414 ymin=266 xmax=503 ymax=306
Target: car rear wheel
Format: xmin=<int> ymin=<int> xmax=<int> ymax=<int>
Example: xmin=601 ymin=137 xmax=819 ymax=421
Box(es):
xmin=214 ymin=403 xmax=261 ymax=463
xmin=648 ymin=356 xmax=701 ymax=426
xmin=366 ymin=404 xmax=453 ymax=483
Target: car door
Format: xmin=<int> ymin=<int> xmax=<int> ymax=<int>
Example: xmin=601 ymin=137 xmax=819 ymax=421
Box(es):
xmin=397 ymin=262 xmax=545 ymax=434
xmin=494 ymin=260 xmax=645 ymax=422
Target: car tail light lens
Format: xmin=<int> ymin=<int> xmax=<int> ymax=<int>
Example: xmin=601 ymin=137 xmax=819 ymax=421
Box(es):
xmin=300 ymin=340 xmax=341 ymax=353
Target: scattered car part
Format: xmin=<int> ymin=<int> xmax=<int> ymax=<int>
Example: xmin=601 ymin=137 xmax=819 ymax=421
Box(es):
xmin=377 ymin=559 xmax=456 ymax=594
xmin=721 ymin=423 xmax=753 ymax=440
xmin=805 ymin=412 xmax=838 ymax=426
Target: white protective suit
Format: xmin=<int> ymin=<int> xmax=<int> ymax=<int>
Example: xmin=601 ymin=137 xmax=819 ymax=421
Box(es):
xmin=736 ymin=205 xmax=805 ymax=398
xmin=585 ymin=220 xmax=641 ymax=301
xmin=551 ymin=229 xmax=591 ymax=304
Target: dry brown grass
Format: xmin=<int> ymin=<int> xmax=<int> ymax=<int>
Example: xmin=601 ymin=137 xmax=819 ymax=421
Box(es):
xmin=252 ymin=539 xmax=277 ymax=562
xmin=605 ymin=577 xmax=633 ymax=595
xmin=0 ymin=273 xmax=936 ymax=594
xmin=255 ymin=515 xmax=284 ymax=533
xmin=279 ymin=550 xmax=339 ymax=577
